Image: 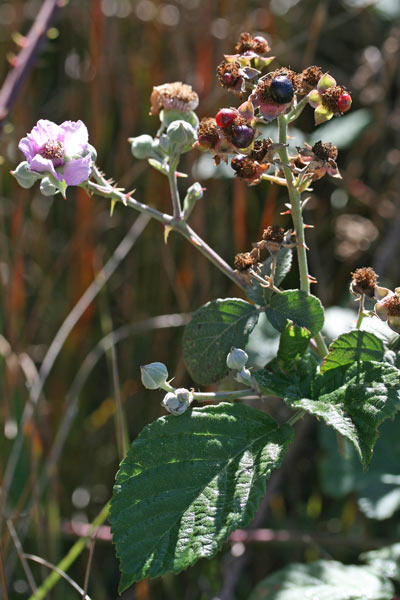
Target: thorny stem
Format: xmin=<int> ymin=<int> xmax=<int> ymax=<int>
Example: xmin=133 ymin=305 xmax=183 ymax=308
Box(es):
xmin=90 ymin=166 xmax=246 ymax=291
xmin=276 ymin=115 xmax=328 ymax=358
xmin=167 ymin=155 xmax=183 ymax=219
xmin=28 ymin=501 xmax=110 ymax=600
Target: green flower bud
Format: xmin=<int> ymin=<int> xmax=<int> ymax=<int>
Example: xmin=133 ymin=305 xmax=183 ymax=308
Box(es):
xmin=183 ymin=182 xmax=203 ymax=219
xmin=167 ymin=120 xmax=197 ymax=148
xmin=227 ymin=347 xmax=248 ymax=371
xmin=140 ymin=362 xmax=169 ymax=389
xmin=131 ymin=134 xmax=155 ymax=160
xmin=11 ymin=161 xmax=40 ymax=189
xmin=40 ymin=176 xmax=58 ymax=196
xmin=235 ymin=367 xmax=252 ymax=385
xmin=161 ymin=388 xmax=192 ymax=416
xmin=160 ymin=109 xmax=199 ymax=129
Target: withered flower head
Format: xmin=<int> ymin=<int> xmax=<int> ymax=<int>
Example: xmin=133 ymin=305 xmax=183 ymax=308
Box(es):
xmin=234 ymin=32 xmax=270 ymax=55
xmin=250 ymin=68 xmax=296 ymax=120
xmin=149 ymin=82 xmax=199 ymax=116
xmin=231 ymin=156 xmax=267 ymax=185
xmin=249 ymin=138 xmax=273 ymax=162
xmin=350 ymin=267 xmax=379 ymax=298
xmin=294 ymin=66 xmax=323 ymax=95
xmin=197 ymin=117 xmax=219 ymax=150
xmin=217 ymin=60 xmax=243 ymax=91
xmin=312 ymin=141 xmax=338 ymax=163
xmin=374 ymin=287 xmax=400 ymax=333
xmin=320 ymin=85 xmax=347 ymax=115
xmin=234 ymin=251 xmax=256 ymax=271
xmin=295 ymin=141 xmax=340 ymax=180
xmin=262 ymin=224 xmax=285 ymax=255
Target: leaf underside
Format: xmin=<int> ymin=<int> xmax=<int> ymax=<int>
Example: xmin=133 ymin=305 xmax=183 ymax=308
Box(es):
xmin=110 ymin=403 xmax=293 ymax=593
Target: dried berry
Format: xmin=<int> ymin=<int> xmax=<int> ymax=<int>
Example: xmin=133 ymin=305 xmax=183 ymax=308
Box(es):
xmin=270 ymin=76 xmax=294 ymax=104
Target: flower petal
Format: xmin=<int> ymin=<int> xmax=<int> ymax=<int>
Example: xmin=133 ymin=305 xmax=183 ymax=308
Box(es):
xmin=59 ymin=120 xmax=89 ymax=157
xmin=18 ymin=137 xmax=36 ymax=162
xmin=62 ymin=155 xmax=91 ymax=185
xmin=29 ymin=154 xmax=59 ymax=180
xmin=27 ymin=120 xmax=61 ymax=150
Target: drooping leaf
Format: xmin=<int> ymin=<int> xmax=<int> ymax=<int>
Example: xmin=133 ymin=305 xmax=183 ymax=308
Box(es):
xmin=256 ymin=359 xmax=400 ymax=468
xmin=319 ymin=414 xmax=400 ymax=519
xmin=304 ymin=361 xmax=400 ymax=467
xmin=246 ymin=248 xmax=292 ymax=305
xmin=361 ymin=544 xmax=400 ymax=584
xmin=110 ymin=403 xmax=293 ymax=592
xmin=277 ymin=322 xmax=311 ymax=365
xmin=248 ymin=560 xmax=394 ymax=600
xmin=321 ymin=330 xmax=384 ymax=373
xmin=183 ymin=298 xmax=258 ymax=384
xmin=265 ymin=290 xmax=324 ymax=337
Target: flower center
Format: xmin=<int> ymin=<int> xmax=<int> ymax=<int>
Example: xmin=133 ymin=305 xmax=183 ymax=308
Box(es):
xmin=40 ymin=140 xmax=65 ymax=166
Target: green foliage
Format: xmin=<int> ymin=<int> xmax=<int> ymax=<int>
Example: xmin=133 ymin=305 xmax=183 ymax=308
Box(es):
xmin=246 ymin=248 xmax=292 ymax=305
xmin=248 ymin=560 xmax=394 ymax=599
xmin=110 ymin=403 xmax=293 ymax=592
xmin=277 ymin=322 xmax=311 ymax=365
xmin=255 ymin=361 xmax=400 ymax=467
xmin=319 ymin=414 xmax=400 ymax=519
xmin=265 ymin=290 xmax=324 ymax=337
xmin=183 ymin=298 xmax=258 ymax=384
xmin=361 ymin=544 xmax=400 ymax=583
xmin=321 ymin=331 xmax=384 ymax=373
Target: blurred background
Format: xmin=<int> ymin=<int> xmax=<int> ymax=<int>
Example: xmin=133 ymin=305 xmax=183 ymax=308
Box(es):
xmin=0 ymin=0 xmax=399 ymax=598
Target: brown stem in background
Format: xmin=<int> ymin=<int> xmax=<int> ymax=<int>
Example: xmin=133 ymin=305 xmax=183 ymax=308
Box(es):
xmin=0 ymin=0 xmax=61 ymax=131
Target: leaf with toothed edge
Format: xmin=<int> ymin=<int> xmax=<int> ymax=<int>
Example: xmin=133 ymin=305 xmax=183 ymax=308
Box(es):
xmin=110 ymin=402 xmax=293 ymax=593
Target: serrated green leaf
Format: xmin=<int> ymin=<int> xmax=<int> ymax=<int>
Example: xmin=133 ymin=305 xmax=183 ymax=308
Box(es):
xmin=321 ymin=331 xmax=384 ymax=373
xmin=277 ymin=322 xmax=311 ymax=365
xmin=183 ymin=298 xmax=258 ymax=384
xmin=361 ymin=544 xmax=400 ymax=583
xmin=306 ymin=361 xmax=400 ymax=467
xmin=246 ymin=248 xmax=292 ymax=305
xmin=254 ymin=354 xmax=318 ymax=403
xmin=248 ymin=560 xmax=394 ymax=600
xmin=110 ymin=403 xmax=293 ymax=592
xmin=265 ymin=290 xmax=324 ymax=337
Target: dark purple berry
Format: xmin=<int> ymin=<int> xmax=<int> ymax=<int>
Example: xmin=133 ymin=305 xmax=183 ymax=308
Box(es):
xmin=231 ymin=125 xmax=255 ymax=149
xmin=270 ymin=76 xmax=294 ymax=105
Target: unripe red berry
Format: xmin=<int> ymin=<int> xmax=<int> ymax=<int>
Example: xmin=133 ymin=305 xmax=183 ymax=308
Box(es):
xmin=231 ymin=125 xmax=255 ymax=148
xmin=222 ymin=72 xmax=235 ymax=86
xmin=337 ymin=92 xmax=352 ymax=113
xmin=216 ymin=108 xmax=237 ymax=128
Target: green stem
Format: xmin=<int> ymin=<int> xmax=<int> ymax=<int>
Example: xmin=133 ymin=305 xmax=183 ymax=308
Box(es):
xmin=276 ymin=115 xmax=328 ymax=358
xmin=167 ymin=156 xmax=182 ymax=219
xmin=286 ymin=408 xmax=307 ymax=426
xmin=89 ymin=167 xmax=245 ymax=291
xmin=192 ymin=388 xmax=254 ymax=402
xmin=286 ymin=94 xmax=310 ymax=123
xmin=261 ymin=173 xmax=288 ymax=186
xmin=356 ymin=295 xmax=365 ymax=329
xmin=277 ymin=115 xmax=310 ymax=294
xmin=28 ymin=501 xmax=110 ymax=600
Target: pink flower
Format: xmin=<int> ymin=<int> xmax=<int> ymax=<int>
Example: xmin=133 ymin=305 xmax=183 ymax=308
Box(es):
xmin=18 ymin=119 xmax=92 ymax=186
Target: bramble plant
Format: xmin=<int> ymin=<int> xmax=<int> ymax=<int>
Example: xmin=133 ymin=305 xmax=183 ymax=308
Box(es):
xmin=11 ymin=31 xmax=400 ymax=598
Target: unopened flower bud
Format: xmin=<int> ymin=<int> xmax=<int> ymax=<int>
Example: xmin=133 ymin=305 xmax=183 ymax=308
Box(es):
xmin=40 ymin=176 xmax=58 ymax=196
xmin=235 ymin=367 xmax=252 ymax=385
xmin=131 ymin=134 xmax=155 ymax=160
xmin=161 ymin=387 xmax=193 ymax=416
xmin=140 ymin=362 xmax=169 ymax=389
xmin=183 ymin=182 xmax=203 ymax=219
xmin=11 ymin=161 xmax=40 ymax=189
xmin=167 ymin=120 xmax=197 ymax=147
xmin=226 ymin=347 xmax=248 ymax=370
